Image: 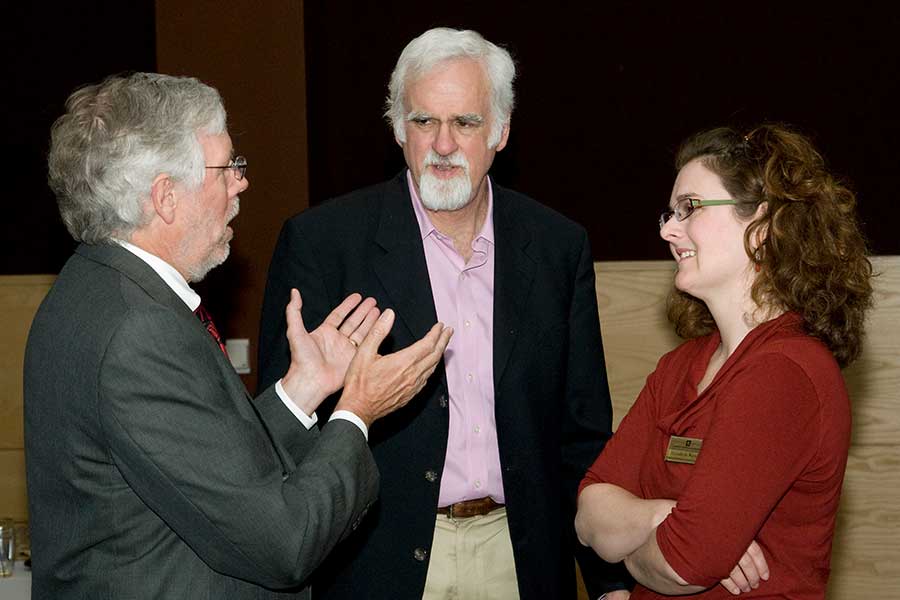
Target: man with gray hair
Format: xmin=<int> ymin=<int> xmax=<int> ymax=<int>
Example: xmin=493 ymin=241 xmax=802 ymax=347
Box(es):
xmin=24 ymin=72 xmax=451 ymax=599
xmin=259 ymin=29 xmax=628 ymax=598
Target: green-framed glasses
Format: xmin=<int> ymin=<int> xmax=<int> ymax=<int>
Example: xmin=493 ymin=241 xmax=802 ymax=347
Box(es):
xmin=659 ymin=198 xmax=738 ymax=229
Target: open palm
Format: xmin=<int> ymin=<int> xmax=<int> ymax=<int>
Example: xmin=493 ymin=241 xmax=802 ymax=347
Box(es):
xmin=285 ymin=289 xmax=379 ymax=400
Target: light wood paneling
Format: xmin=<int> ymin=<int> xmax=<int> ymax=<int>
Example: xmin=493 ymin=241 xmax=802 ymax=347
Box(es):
xmin=0 ymin=450 xmax=27 ymax=520
xmin=0 ymin=275 xmax=54 ymax=522
xmin=6 ymin=260 xmax=899 ymax=598
xmin=0 ymin=275 xmax=54 ymax=450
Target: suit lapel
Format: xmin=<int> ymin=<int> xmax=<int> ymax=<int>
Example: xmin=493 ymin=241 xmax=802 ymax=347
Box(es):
xmin=372 ymin=176 xmax=439 ymax=341
xmin=492 ymin=186 xmax=535 ymax=387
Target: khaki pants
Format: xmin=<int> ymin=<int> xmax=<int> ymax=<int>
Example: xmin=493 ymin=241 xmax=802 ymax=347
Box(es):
xmin=422 ymin=508 xmax=520 ymax=600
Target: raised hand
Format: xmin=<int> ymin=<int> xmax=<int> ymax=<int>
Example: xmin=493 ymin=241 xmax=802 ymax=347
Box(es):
xmin=719 ymin=540 xmax=769 ymax=595
xmin=336 ymin=308 xmax=452 ymax=427
xmin=281 ymin=288 xmax=380 ymax=414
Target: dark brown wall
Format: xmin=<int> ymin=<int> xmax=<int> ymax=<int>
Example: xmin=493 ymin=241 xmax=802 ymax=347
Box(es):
xmin=304 ymin=3 xmax=900 ymax=260
xmin=156 ymin=0 xmax=310 ymax=392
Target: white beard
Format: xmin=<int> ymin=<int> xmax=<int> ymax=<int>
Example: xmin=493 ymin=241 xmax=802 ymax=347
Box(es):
xmin=184 ymin=197 xmax=240 ymax=282
xmin=418 ymin=150 xmax=472 ymax=211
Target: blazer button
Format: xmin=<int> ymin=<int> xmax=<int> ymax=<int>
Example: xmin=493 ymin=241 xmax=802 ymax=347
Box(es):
xmin=425 ymin=470 xmax=438 ymax=482
xmin=438 ymin=394 xmax=448 ymax=408
xmin=413 ymin=547 xmax=428 ymax=562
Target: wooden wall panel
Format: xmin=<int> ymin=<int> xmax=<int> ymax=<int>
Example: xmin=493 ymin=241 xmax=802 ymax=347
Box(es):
xmin=0 ymin=275 xmax=54 ymax=521
xmin=156 ymin=0 xmax=310 ymax=393
xmin=5 ymin=259 xmax=899 ymax=598
xmin=0 ymin=450 xmax=27 ymax=521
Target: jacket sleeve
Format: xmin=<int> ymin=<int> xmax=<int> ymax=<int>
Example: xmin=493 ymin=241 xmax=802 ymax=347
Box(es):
xmin=99 ymin=306 xmax=378 ymax=589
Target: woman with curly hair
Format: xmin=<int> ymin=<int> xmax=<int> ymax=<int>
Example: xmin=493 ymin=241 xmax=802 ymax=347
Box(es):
xmin=575 ymin=124 xmax=873 ymax=599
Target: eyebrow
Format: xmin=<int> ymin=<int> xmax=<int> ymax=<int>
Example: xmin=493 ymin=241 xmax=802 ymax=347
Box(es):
xmin=455 ymin=113 xmax=484 ymax=124
xmin=405 ymin=111 xmax=485 ymax=124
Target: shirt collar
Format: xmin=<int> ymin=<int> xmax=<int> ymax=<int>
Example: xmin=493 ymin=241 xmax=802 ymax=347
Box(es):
xmin=406 ymin=169 xmax=495 ymax=245
xmin=114 ymin=239 xmax=201 ymax=311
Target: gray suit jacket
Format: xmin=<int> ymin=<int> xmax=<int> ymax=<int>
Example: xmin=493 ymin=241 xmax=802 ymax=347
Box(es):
xmin=24 ymin=243 xmax=378 ymax=599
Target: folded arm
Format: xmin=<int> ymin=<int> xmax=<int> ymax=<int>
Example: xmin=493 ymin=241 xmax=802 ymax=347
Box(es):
xmin=575 ymin=483 xmax=675 ymax=563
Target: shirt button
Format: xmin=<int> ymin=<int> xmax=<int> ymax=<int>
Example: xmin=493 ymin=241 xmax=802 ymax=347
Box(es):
xmin=466 ymin=373 xmax=473 ymax=382
xmin=464 ymin=319 xmax=471 ymax=327
xmin=473 ymin=425 xmax=481 ymax=434
xmin=474 ymin=480 xmax=482 ymax=489
xmin=414 ymin=547 xmax=428 ymax=562
xmin=425 ymin=470 xmax=438 ymax=482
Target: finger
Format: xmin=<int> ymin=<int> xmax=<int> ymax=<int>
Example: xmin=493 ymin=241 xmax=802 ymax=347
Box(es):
xmin=730 ymin=564 xmax=751 ymax=593
xmin=395 ymin=322 xmax=451 ymax=364
xmin=347 ymin=304 xmax=380 ymax=345
xmin=285 ymin=288 xmax=308 ymax=338
xmin=719 ymin=574 xmax=742 ymax=596
xmin=357 ymin=308 xmax=395 ymax=356
xmin=746 ymin=541 xmax=769 ymax=581
xmin=338 ymin=296 xmax=377 ymax=337
xmin=737 ymin=552 xmax=760 ymax=589
xmin=322 ymin=292 xmax=364 ymax=330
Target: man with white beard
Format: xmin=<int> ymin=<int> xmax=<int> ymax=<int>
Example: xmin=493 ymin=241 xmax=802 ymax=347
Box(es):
xmin=259 ymin=28 xmax=629 ymax=600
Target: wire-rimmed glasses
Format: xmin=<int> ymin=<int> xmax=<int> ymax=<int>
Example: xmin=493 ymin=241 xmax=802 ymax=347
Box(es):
xmin=206 ymin=155 xmax=247 ymax=181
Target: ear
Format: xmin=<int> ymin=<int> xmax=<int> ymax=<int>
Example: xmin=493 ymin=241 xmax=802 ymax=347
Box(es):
xmin=150 ymin=174 xmax=177 ymax=225
xmin=493 ymin=121 xmax=511 ymax=152
xmin=750 ymin=201 xmax=769 ymax=250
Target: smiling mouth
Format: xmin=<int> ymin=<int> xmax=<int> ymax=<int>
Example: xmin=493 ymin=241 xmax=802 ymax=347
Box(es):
xmin=676 ymin=249 xmax=696 ymax=260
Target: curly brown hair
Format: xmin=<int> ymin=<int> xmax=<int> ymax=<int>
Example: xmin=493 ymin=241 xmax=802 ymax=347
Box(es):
xmin=666 ymin=124 xmax=873 ymax=367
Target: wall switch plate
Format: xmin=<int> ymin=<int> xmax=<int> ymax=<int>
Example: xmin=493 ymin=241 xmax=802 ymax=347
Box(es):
xmin=225 ymin=338 xmax=251 ymax=374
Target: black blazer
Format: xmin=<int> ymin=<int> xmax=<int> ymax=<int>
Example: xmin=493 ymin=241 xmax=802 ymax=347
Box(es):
xmin=24 ymin=243 xmax=378 ymax=599
xmin=259 ymin=173 xmax=626 ymax=598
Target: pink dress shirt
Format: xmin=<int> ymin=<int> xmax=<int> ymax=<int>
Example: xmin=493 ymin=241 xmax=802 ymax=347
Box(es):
xmin=408 ymin=172 xmax=505 ymax=506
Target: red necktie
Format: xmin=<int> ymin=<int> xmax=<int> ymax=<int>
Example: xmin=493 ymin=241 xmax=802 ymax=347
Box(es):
xmin=194 ymin=303 xmax=229 ymax=358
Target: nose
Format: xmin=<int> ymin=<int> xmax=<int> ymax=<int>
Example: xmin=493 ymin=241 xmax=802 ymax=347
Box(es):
xmin=659 ymin=215 xmax=680 ymax=242
xmin=433 ymin=121 xmax=458 ymax=157
xmin=232 ymin=173 xmax=249 ymax=195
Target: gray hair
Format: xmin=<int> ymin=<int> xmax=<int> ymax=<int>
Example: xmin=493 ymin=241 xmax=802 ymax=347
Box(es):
xmin=385 ymin=28 xmax=516 ymax=148
xmin=48 ymin=72 xmax=227 ymax=244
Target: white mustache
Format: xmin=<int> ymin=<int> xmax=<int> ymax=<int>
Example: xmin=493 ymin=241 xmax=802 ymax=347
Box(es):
xmin=423 ymin=150 xmax=469 ymax=170
xmin=227 ymin=197 xmax=240 ymax=222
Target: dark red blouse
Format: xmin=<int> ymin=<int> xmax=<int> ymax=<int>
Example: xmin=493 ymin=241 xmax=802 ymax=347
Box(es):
xmin=580 ymin=312 xmax=850 ymax=599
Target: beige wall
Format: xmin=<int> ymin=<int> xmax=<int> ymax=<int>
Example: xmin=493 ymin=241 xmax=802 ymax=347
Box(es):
xmin=5 ymin=256 xmax=898 ymax=597
xmin=0 ymin=275 xmax=55 ymax=521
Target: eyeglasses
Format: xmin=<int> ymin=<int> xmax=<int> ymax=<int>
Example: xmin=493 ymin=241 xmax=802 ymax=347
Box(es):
xmin=205 ymin=155 xmax=247 ymax=180
xmin=659 ymin=198 xmax=738 ymax=229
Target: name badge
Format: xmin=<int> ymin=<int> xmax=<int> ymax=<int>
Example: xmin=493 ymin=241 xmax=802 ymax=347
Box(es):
xmin=665 ymin=435 xmax=703 ymax=464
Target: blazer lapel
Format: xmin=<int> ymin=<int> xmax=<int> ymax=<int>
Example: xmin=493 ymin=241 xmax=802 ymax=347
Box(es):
xmin=372 ymin=176 xmax=439 ymax=341
xmin=492 ymin=187 xmax=536 ymax=387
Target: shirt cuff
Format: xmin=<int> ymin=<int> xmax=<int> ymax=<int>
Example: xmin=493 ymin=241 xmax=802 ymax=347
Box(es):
xmin=275 ymin=379 xmax=318 ymax=429
xmin=330 ymin=410 xmax=368 ymax=441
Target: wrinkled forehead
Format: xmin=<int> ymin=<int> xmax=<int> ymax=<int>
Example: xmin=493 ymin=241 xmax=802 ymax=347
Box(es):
xmin=404 ymin=58 xmax=491 ymax=111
